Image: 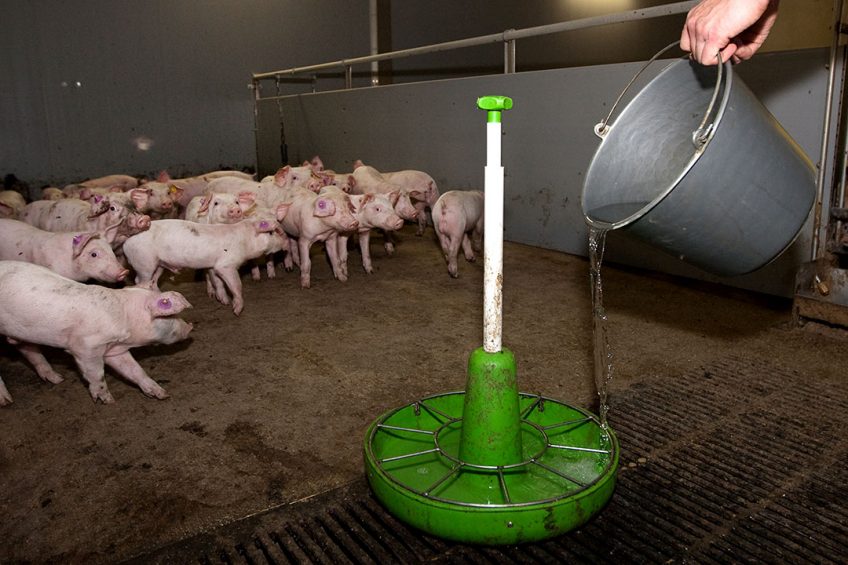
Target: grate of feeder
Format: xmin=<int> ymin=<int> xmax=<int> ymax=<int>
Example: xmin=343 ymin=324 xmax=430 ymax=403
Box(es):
xmin=363 ymin=96 xmax=619 ymax=544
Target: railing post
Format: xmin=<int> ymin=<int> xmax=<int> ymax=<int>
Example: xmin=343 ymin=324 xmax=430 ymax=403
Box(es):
xmin=311 ymin=74 xmax=318 ymax=93
xmin=345 ymin=65 xmax=353 ymax=89
xmin=504 ymin=30 xmax=516 ymax=74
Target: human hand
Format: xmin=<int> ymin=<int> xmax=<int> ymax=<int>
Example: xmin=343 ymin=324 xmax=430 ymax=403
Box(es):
xmin=680 ymin=0 xmax=780 ymax=65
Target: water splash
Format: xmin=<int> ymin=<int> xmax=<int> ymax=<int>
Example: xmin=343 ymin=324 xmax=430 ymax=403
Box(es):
xmin=589 ymin=226 xmax=614 ymax=428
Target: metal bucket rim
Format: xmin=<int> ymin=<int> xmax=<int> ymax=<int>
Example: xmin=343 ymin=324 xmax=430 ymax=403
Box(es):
xmin=581 ymin=58 xmax=733 ymax=231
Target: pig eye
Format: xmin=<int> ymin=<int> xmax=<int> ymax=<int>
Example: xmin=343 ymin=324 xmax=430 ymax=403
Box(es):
xmin=90 ymin=251 xmax=98 ymax=258
xmin=110 ymin=205 xmax=117 ymax=212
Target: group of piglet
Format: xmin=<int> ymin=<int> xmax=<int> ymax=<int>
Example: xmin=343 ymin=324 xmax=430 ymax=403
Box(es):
xmin=0 ymin=157 xmax=485 ymax=406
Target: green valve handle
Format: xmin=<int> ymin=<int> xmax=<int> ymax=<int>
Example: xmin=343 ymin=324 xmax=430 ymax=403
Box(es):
xmin=477 ymin=95 xmax=513 ymax=123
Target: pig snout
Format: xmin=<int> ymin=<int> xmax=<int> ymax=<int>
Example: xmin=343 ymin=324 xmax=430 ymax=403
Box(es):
xmin=227 ymin=206 xmax=243 ymax=220
xmin=113 ymin=268 xmax=130 ymax=282
xmin=131 ymin=213 xmax=152 ymax=231
xmin=391 ymin=217 xmax=404 ymax=230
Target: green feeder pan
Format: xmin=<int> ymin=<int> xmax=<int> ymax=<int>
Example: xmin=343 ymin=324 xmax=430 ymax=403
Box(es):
xmin=363 ymin=96 xmax=619 ymax=544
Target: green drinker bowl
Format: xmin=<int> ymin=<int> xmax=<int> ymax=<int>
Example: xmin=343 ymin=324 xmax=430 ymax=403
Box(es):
xmin=363 ymin=96 xmax=619 ymax=544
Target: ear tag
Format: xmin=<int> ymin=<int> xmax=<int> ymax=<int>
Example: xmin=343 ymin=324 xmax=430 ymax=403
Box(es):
xmin=158 ymin=297 xmax=172 ymax=310
xmin=72 ymin=235 xmax=83 ymax=246
xmin=318 ymin=200 xmax=326 ymax=210
xmin=94 ymin=195 xmax=103 ymax=203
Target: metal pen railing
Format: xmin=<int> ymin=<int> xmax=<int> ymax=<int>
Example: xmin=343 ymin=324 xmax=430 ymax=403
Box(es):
xmin=251 ymin=1 xmax=699 ymax=92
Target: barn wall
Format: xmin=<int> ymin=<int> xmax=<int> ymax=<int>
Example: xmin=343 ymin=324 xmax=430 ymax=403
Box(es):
xmin=0 ymin=0 xmax=371 ymax=191
xmin=258 ymin=48 xmax=832 ymax=297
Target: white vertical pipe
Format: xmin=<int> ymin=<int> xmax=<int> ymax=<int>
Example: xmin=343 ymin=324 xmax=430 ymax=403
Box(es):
xmin=483 ymin=121 xmax=504 ymax=353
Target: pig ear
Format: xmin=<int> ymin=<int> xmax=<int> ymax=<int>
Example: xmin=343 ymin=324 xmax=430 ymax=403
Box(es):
xmin=311 ymin=155 xmax=324 ymax=171
xmin=362 ymin=193 xmax=375 ymax=206
xmin=0 ymin=203 xmax=12 ymax=215
xmin=274 ymin=166 xmax=291 ymax=185
xmin=388 ymin=190 xmax=401 ymax=206
xmin=313 ymin=197 xmax=336 ymax=218
xmin=109 ymin=185 xmax=123 ymax=193
xmin=348 ymin=194 xmax=363 ymax=212
xmin=168 ymin=184 xmax=184 ymax=199
xmin=130 ymin=188 xmax=151 ymax=210
xmin=408 ymin=190 xmax=425 ymax=202
xmin=148 ymin=291 xmax=192 ymax=317
xmin=71 ymin=232 xmax=98 ymax=258
xmin=275 ymin=202 xmax=292 ymax=221
xmin=348 ymin=175 xmax=356 ymax=190
xmin=87 ymin=197 xmax=108 ymax=218
xmin=156 ymin=170 xmax=171 ymax=183
xmin=353 ymin=160 xmax=364 ymax=170
xmin=79 ymin=188 xmax=95 ymax=201
xmin=197 ymin=194 xmax=212 ymax=215
xmin=237 ymin=191 xmax=256 ymax=204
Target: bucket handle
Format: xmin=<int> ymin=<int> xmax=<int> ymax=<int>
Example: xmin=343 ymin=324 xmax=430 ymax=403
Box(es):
xmin=594 ymin=41 xmax=724 ymax=151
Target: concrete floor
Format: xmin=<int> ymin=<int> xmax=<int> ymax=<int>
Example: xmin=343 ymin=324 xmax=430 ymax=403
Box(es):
xmin=1 ymin=224 xmax=846 ymax=563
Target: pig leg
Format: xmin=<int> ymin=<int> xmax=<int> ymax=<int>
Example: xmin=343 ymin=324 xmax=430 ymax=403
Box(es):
xmin=337 ymin=235 xmax=350 ymax=279
xmin=357 ymin=230 xmax=375 ymax=274
xmin=414 ymin=201 xmax=428 ymax=236
xmin=71 ymin=352 xmax=114 ymax=404
xmin=297 ymin=239 xmax=313 ymax=289
xmin=265 ymin=254 xmax=277 ymax=279
xmin=207 ymin=271 xmax=231 ymax=305
xmin=104 ymin=351 xmax=168 ymax=399
xmin=284 ymin=240 xmax=300 ymax=271
xmin=445 ymin=234 xmax=462 ymax=278
xmin=325 ymin=234 xmax=347 ymax=282
xmin=383 ymin=230 xmax=396 ymax=256
xmin=212 ymin=267 xmax=244 ymax=314
xmin=0 ymin=376 xmax=12 ymax=406
xmin=14 ymin=342 xmax=64 ymax=384
xmin=461 ymin=233 xmax=476 ymax=262
xmin=250 ymin=261 xmax=262 ymax=281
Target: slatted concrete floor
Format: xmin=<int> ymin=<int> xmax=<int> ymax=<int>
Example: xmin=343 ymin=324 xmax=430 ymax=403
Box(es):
xmin=127 ymin=355 xmax=848 ymax=564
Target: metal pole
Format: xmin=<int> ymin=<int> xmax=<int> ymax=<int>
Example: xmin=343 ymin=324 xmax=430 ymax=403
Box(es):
xmin=813 ymin=0 xmax=845 ymax=260
xmin=504 ymin=31 xmax=516 ymax=74
xmin=345 ymin=65 xmax=353 ymax=89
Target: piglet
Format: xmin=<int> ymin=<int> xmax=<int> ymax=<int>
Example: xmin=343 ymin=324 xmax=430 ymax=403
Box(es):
xmin=0 ymin=261 xmax=193 ymax=405
xmin=21 ymin=195 xmax=151 ymax=250
xmin=0 ymin=190 xmax=27 ymax=219
xmin=279 ymin=186 xmax=359 ymax=288
xmin=122 ymin=208 xmax=290 ymax=315
xmin=0 ymin=219 xmax=129 ymax=283
xmin=184 ymin=192 xmax=256 ymax=224
xmin=432 ymin=190 xmax=484 ymax=278
xmin=334 ymin=190 xmax=403 ymax=276
xmin=41 ymin=187 xmax=65 ymax=201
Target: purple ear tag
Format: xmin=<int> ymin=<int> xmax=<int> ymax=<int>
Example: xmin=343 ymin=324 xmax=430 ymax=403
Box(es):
xmin=317 ymin=200 xmax=326 ymax=210
xmin=157 ymin=297 xmax=172 ymax=310
xmin=259 ymin=220 xmax=269 ymax=229
xmin=94 ymin=195 xmax=103 ymax=203
xmin=73 ymin=235 xmax=83 ymax=246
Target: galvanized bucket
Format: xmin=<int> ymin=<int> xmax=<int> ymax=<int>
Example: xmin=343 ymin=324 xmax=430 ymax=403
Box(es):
xmin=581 ymin=46 xmax=816 ymax=277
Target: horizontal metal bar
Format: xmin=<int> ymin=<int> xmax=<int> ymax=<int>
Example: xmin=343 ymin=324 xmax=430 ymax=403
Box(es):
xmin=252 ymin=1 xmax=698 ymax=80
xmin=380 ymin=448 xmax=440 ymax=463
xmin=376 ymin=424 xmax=435 ymax=435
xmin=549 ymin=444 xmax=612 ymax=454
xmin=542 ymin=417 xmax=592 ymax=431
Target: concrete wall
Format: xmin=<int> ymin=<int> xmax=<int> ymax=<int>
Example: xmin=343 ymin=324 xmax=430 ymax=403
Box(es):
xmin=0 ymin=0 xmax=371 ymax=191
xmin=258 ymin=48 xmax=831 ymax=297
